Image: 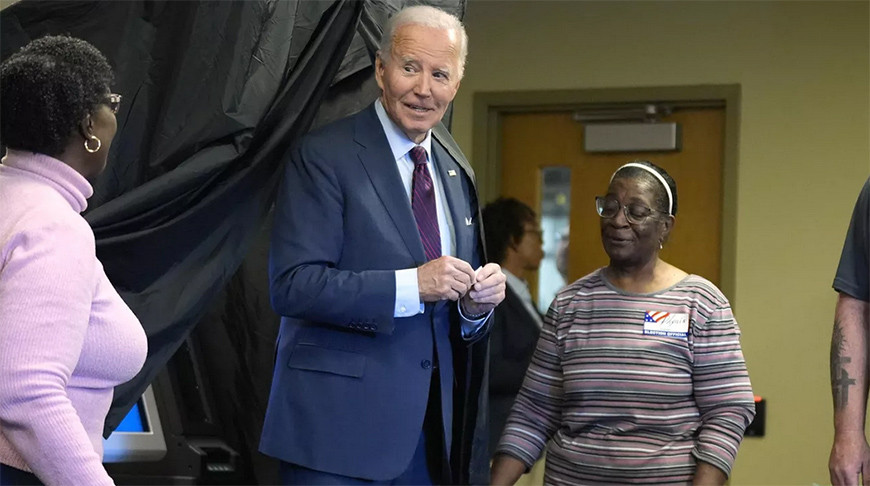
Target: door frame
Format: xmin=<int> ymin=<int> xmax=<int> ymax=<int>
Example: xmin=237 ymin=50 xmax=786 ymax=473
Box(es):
xmin=471 ymin=84 xmax=741 ymax=303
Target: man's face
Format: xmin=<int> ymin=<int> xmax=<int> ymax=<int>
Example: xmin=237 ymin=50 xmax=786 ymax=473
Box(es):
xmin=375 ymin=23 xmax=462 ymax=143
xmin=516 ymin=223 xmax=545 ymax=272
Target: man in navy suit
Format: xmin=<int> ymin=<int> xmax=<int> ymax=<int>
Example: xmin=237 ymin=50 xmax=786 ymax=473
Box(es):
xmin=481 ymin=198 xmax=545 ymax=454
xmin=260 ymin=6 xmax=506 ymax=485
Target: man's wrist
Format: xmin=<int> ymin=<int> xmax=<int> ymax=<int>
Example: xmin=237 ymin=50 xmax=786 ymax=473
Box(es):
xmin=833 ymin=426 xmax=868 ymax=436
xmin=460 ymin=300 xmax=487 ymax=319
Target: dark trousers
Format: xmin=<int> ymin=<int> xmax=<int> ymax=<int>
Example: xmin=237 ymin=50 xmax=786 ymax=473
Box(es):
xmin=0 ymin=464 xmax=43 ymax=486
xmin=280 ymin=370 xmax=450 ymax=485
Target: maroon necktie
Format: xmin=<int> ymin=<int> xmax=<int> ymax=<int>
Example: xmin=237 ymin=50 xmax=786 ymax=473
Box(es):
xmin=409 ymin=146 xmax=441 ymax=261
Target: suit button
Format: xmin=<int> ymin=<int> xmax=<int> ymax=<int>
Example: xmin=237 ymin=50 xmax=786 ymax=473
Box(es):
xmin=421 ymin=359 xmax=432 ymax=370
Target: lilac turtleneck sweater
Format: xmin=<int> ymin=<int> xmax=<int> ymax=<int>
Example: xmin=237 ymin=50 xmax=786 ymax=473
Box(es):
xmin=0 ymin=150 xmax=147 ymax=485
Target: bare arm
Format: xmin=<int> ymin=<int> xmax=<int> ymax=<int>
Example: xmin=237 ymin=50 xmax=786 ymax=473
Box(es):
xmin=693 ymin=460 xmax=727 ymax=485
xmin=830 ymin=293 xmax=870 ymax=486
xmin=490 ymin=454 xmax=528 ymax=486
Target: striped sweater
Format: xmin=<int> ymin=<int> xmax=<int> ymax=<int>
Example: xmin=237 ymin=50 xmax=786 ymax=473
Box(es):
xmin=496 ymin=269 xmax=755 ymax=485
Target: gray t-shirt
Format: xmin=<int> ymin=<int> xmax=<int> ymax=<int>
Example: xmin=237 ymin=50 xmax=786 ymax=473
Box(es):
xmin=834 ymin=177 xmax=870 ymax=302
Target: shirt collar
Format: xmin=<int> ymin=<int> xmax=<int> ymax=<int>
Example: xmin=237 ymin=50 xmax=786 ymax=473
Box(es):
xmin=375 ymin=99 xmax=433 ymax=162
xmin=503 ymin=269 xmax=529 ymax=294
xmin=1 ymin=149 xmax=92 ymax=213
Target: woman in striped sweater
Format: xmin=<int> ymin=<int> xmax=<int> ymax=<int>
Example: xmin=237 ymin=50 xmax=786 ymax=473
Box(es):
xmin=491 ymin=161 xmax=755 ymax=485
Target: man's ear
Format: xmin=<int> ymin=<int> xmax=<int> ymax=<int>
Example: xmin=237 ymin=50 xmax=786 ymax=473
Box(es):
xmin=507 ymin=233 xmax=522 ymax=252
xmin=374 ymin=54 xmax=385 ymax=90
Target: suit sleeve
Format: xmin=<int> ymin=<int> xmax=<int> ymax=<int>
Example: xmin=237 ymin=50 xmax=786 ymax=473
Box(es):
xmin=269 ymin=141 xmax=397 ymax=333
xmin=489 ymin=306 xmax=530 ymax=394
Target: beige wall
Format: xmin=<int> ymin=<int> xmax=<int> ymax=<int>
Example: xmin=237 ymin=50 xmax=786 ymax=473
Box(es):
xmin=453 ymin=1 xmax=870 ymax=484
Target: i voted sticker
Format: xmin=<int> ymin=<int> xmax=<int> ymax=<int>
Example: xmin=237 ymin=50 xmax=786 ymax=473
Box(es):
xmin=643 ymin=311 xmax=689 ymax=338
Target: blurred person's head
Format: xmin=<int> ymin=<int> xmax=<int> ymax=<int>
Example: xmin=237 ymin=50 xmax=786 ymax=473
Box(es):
xmin=1 ymin=35 xmax=119 ymax=178
xmin=595 ymin=160 xmax=677 ymax=270
xmin=483 ymin=197 xmax=544 ymax=277
xmin=555 ymin=230 xmax=570 ymax=281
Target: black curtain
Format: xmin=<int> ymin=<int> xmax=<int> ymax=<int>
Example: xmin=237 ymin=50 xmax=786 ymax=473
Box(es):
xmin=1 ymin=0 xmax=468 ymax=482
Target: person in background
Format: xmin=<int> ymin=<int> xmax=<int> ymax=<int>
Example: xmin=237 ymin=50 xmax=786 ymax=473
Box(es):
xmin=260 ymin=6 xmax=505 ymax=485
xmin=555 ymin=229 xmax=570 ymax=284
xmin=490 ymin=160 xmax=755 ymax=485
xmin=0 ymin=35 xmax=147 ymax=486
xmin=482 ymin=198 xmax=544 ymax=455
xmin=828 ymin=177 xmax=870 ymax=486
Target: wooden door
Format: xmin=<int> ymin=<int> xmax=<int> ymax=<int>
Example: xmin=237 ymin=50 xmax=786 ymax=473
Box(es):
xmin=500 ymin=108 xmax=725 ymax=308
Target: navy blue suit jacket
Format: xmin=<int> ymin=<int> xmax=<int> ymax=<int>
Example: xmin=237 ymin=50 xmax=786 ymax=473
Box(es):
xmin=487 ymin=285 xmax=541 ymax=453
xmin=260 ymin=104 xmax=490 ymax=482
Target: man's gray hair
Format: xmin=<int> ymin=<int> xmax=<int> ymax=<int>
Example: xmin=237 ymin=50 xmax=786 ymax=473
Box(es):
xmin=378 ymin=5 xmax=468 ymax=78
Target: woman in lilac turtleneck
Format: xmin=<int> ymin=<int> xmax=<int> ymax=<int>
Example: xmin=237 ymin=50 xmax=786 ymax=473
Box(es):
xmin=0 ymin=36 xmax=147 ymax=486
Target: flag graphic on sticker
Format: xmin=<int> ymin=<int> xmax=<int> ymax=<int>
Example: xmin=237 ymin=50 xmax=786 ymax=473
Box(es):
xmin=643 ymin=311 xmax=689 ymax=338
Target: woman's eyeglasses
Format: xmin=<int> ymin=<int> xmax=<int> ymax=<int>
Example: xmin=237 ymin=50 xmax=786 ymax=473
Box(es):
xmin=105 ymin=93 xmax=122 ymax=114
xmin=595 ymin=196 xmax=665 ymax=225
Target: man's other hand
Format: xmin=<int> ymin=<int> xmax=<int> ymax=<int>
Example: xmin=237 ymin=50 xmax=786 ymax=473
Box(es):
xmin=460 ymin=263 xmax=506 ymax=316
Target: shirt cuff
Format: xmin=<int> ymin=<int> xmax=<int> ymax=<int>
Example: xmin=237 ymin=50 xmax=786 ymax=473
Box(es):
xmin=395 ymin=268 xmax=423 ymax=317
xmin=458 ymin=302 xmax=491 ymax=338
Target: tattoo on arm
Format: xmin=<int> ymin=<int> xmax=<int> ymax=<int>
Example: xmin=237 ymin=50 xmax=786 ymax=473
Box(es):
xmin=831 ymin=317 xmax=856 ymax=410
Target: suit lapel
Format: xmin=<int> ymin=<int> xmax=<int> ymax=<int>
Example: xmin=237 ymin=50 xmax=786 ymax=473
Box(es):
xmin=434 ymin=123 xmax=487 ymax=263
xmin=432 ymin=140 xmax=469 ymax=261
xmin=354 ymin=106 xmax=426 ymax=263
xmin=352 ymin=109 xmax=480 ymax=265
xmin=433 ymin=123 xmax=474 ymax=188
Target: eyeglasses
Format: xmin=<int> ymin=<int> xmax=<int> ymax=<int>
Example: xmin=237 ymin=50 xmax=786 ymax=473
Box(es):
xmin=595 ymin=196 xmax=665 ymax=225
xmin=105 ymin=93 xmax=122 ymax=114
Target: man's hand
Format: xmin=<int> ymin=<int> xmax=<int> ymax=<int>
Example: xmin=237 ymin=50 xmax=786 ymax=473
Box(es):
xmin=460 ymin=263 xmax=506 ymax=316
xmin=418 ymin=256 xmax=476 ymax=302
xmin=830 ymin=431 xmax=870 ymax=485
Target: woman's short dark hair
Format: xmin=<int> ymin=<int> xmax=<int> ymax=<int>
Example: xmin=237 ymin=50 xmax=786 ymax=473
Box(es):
xmin=482 ymin=197 xmax=537 ymax=264
xmin=1 ymin=35 xmax=114 ymax=157
xmin=611 ymin=160 xmax=679 ymax=216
